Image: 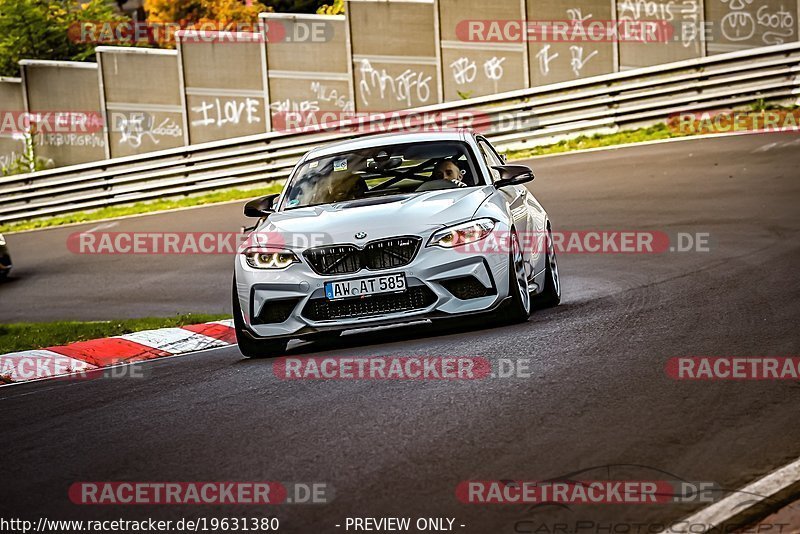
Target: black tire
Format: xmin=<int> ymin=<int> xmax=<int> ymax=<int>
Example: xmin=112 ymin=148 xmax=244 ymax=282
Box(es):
xmin=504 ymin=230 xmax=532 ymax=323
xmin=232 ymin=278 xmax=288 ymax=358
xmin=533 ymin=226 xmax=561 ymax=308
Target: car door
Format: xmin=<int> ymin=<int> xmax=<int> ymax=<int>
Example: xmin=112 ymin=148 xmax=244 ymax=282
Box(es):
xmin=475 ymin=136 xmax=537 ymax=277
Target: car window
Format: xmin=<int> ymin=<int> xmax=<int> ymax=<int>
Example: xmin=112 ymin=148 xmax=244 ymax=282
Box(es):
xmin=281 ymin=141 xmax=480 ymax=210
xmin=477 ymin=139 xmax=502 ymax=181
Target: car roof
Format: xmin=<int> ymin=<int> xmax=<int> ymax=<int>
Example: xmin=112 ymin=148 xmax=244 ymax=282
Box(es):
xmin=303 ymin=129 xmax=474 ymax=160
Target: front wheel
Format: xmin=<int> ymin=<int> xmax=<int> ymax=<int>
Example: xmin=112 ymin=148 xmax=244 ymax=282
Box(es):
xmin=504 ymin=230 xmax=532 ymax=323
xmin=532 ymin=226 xmax=561 ymax=308
xmin=232 ymin=278 xmax=287 ymax=358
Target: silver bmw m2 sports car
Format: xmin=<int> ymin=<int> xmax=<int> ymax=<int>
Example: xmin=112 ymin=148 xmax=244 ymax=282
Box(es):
xmin=232 ymin=130 xmax=559 ymax=357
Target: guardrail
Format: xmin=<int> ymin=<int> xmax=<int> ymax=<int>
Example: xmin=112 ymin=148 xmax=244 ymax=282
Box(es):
xmin=2 ymin=42 xmax=799 ymax=225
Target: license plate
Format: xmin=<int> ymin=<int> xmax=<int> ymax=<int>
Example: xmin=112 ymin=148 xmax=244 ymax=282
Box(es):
xmin=325 ymin=273 xmax=406 ymax=300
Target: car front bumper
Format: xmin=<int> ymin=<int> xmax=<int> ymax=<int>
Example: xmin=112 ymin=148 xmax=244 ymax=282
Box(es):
xmin=234 ymin=239 xmax=513 ymax=340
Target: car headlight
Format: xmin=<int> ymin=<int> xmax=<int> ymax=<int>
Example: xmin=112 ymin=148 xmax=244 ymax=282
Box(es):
xmin=0 ymin=234 xmax=5 ymax=246
xmin=242 ymin=248 xmax=299 ymax=269
xmin=427 ymin=218 xmax=495 ymax=248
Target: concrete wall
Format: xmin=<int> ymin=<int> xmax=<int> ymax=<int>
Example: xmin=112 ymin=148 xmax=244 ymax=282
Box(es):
xmin=617 ymin=0 xmax=705 ymax=68
xmin=438 ymin=0 xmax=529 ymax=100
xmin=347 ymin=0 xmax=443 ymax=112
xmin=705 ymin=0 xmax=798 ymax=54
xmin=19 ymin=61 xmax=106 ymax=167
xmin=2 ymin=0 xmax=797 ymax=169
xmin=97 ymin=47 xmax=186 ymax=158
xmin=0 ymin=78 xmax=26 ymax=173
xmin=527 ymin=0 xmax=618 ymax=84
xmin=262 ymin=13 xmax=353 ymax=131
xmin=178 ymin=30 xmax=270 ymax=145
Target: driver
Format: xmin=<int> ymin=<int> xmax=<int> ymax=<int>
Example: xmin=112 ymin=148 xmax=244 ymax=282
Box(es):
xmin=433 ymin=159 xmax=467 ymax=187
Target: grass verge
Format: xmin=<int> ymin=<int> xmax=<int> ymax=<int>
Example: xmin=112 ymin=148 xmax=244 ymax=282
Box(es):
xmin=504 ymin=123 xmax=688 ymax=160
xmin=505 ymin=102 xmax=800 ymax=160
xmin=0 ymin=182 xmax=284 ymax=234
xmin=0 ymin=313 xmax=230 ymax=354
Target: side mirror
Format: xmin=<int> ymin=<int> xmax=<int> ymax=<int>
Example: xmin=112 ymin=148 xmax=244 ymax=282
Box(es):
xmin=492 ymin=165 xmax=534 ymax=188
xmin=244 ymin=193 xmax=279 ymax=217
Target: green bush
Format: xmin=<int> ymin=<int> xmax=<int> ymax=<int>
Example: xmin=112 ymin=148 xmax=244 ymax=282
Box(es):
xmin=0 ymin=131 xmax=54 ymax=176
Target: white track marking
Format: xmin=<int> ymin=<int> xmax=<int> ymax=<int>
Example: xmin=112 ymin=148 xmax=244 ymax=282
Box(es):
xmin=661 ymin=457 xmax=800 ymax=532
xmin=0 ymin=350 xmax=97 ymax=382
xmin=118 ymin=328 xmax=229 ymax=354
xmin=83 ymin=221 xmax=119 ymax=233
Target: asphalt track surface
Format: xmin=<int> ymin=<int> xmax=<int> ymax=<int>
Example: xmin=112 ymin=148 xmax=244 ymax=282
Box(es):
xmin=1 ymin=132 xmax=799 ymax=532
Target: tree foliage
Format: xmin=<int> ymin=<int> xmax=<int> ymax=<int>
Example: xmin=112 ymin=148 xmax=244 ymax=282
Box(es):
xmin=269 ymin=0 xmax=330 ymax=13
xmin=0 ymin=0 xmax=127 ymax=77
xmin=143 ymin=0 xmax=272 ymax=47
xmin=144 ymin=0 xmax=271 ymax=25
xmin=317 ymin=0 xmax=344 ymax=15
xmin=0 ymin=0 xmax=333 ymax=75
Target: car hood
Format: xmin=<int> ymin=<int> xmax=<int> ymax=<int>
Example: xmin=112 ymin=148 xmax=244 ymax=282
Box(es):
xmin=255 ymin=187 xmax=494 ymax=249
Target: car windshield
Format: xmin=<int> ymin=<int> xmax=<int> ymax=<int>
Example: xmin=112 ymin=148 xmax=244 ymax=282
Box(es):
xmin=281 ymin=141 xmax=481 ymax=210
